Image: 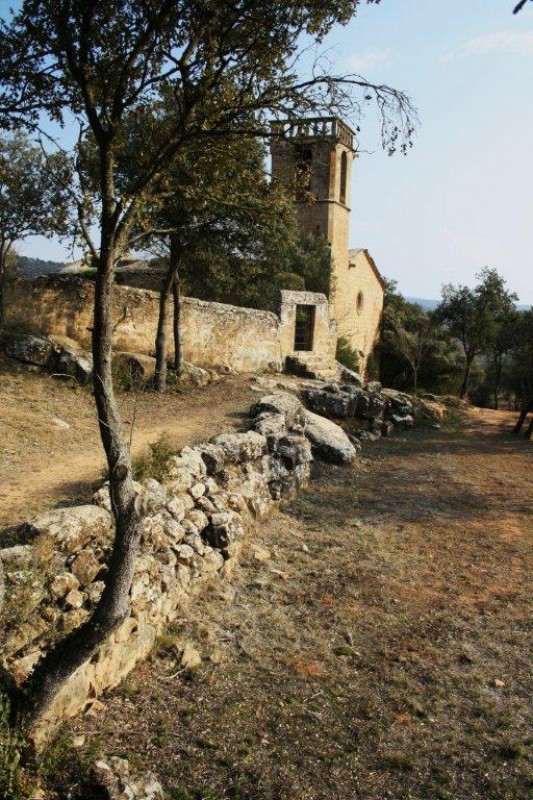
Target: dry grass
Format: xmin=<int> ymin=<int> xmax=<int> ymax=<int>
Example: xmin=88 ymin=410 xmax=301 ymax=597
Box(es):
xmin=0 ymin=358 xmax=256 ymax=528
xmin=39 ymin=404 xmax=533 ymax=800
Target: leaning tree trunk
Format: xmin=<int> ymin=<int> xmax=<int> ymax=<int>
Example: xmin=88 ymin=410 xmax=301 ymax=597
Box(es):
xmin=19 ymin=228 xmax=140 ymax=731
xmin=524 ymin=415 xmax=533 ymax=440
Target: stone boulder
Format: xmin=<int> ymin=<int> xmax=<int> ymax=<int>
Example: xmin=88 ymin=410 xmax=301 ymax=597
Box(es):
xmin=253 ymin=392 xmax=306 ymax=429
xmin=304 ymin=410 xmax=357 ymax=464
xmin=413 ymin=397 xmax=447 ymax=421
xmin=338 ymin=364 xmax=364 ymax=386
xmin=180 ymin=362 xmax=212 ymax=386
xmin=210 ymin=431 xmax=267 ymax=464
xmin=114 ymin=351 xmax=156 ymax=383
xmin=52 ymin=336 xmax=93 ymax=382
xmin=300 ymin=388 xmax=355 ymax=419
xmin=92 ymin=758 xmax=164 ymax=800
xmin=4 ymin=334 xmax=56 ymax=366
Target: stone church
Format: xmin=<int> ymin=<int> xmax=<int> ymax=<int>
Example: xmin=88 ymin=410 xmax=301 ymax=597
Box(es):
xmin=271 ymin=117 xmax=385 ymax=376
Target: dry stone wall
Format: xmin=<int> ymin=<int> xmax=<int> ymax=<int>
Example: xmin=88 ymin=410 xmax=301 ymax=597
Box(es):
xmin=0 ymin=373 xmax=444 ymax=748
xmin=0 ymin=392 xmax=312 ymax=747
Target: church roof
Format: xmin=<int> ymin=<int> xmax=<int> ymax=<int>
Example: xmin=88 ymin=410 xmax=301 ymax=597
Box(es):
xmin=348 ymin=248 xmax=386 ymax=291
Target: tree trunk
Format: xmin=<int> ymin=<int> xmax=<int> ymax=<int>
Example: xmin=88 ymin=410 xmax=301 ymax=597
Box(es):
xmin=0 ymin=248 xmax=7 ymax=333
xmin=459 ymin=358 xmax=473 ymax=399
xmin=154 ymin=268 xmax=176 ymax=393
xmin=493 ymin=354 xmax=502 ymax=410
xmin=0 ymin=271 xmax=5 ymax=333
xmin=172 ymin=276 xmax=182 ymax=375
xmin=170 ymin=235 xmax=183 ymax=375
xmin=19 ymin=228 xmax=140 ymax=730
xmin=512 ymin=407 xmax=529 ymax=435
xmin=513 ymin=393 xmax=533 ymax=435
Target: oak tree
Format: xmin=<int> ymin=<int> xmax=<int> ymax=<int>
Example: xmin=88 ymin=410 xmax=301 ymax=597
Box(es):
xmin=435 ymin=269 xmax=517 ymax=399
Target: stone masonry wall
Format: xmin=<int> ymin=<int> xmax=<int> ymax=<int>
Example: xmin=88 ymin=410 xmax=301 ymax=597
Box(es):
xmin=334 ymin=250 xmax=384 ymax=376
xmin=5 ymin=277 xmax=284 ymax=373
xmin=5 ymin=277 xmax=338 ymax=373
xmin=0 ymin=393 xmax=312 ymax=747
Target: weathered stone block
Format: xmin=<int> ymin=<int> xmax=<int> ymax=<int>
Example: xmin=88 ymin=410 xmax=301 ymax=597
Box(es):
xmin=304 ymin=410 xmax=357 ymax=464
xmin=4 ymin=334 xmax=56 ymax=366
xmin=300 ymin=388 xmax=355 ymax=419
xmin=210 ymin=431 xmax=267 ymax=464
xmin=27 ymin=506 xmax=113 ymax=554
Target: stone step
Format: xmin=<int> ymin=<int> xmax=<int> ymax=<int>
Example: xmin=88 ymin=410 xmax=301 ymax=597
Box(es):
xmin=285 ymin=354 xmax=340 ymax=382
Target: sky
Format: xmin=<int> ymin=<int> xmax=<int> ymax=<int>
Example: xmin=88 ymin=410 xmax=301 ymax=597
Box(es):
xmin=5 ymin=0 xmax=533 ymax=304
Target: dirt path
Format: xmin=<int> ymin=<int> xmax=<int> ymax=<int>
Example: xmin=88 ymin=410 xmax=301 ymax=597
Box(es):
xmin=0 ymin=368 xmax=257 ymax=528
xmin=51 ymin=405 xmax=533 ymax=800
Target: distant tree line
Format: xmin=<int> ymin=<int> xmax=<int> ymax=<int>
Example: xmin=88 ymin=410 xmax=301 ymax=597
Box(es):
xmin=372 ymin=268 xmax=533 ymax=436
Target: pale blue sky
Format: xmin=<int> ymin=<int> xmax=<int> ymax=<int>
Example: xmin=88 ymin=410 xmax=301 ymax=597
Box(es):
xmin=331 ymin=0 xmax=533 ymax=303
xmin=6 ymin=0 xmax=533 ymax=303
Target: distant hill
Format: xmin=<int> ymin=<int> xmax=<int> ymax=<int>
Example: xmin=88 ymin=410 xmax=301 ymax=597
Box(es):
xmin=406 ymin=296 xmax=531 ymax=312
xmin=17 ymin=256 xmax=66 ymax=278
xmin=405 ymin=296 xmax=439 ymax=311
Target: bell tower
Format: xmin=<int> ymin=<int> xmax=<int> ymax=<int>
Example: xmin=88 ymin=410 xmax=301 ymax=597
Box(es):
xmin=271 ymin=117 xmax=356 ymax=335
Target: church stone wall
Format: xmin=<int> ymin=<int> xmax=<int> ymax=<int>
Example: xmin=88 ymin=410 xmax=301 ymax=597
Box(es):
xmin=334 ymin=250 xmax=384 ymax=375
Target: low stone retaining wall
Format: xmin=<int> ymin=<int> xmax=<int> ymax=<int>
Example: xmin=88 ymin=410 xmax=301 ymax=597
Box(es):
xmin=0 ymin=392 xmax=312 ymax=747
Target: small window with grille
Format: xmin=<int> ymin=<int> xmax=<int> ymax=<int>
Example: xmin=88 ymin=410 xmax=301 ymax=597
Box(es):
xmin=294 ymin=305 xmax=315 ymax=351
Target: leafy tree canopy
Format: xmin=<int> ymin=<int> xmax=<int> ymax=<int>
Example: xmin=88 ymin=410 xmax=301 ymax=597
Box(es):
xmin=0 ymin=130 xmax=71 ymax=328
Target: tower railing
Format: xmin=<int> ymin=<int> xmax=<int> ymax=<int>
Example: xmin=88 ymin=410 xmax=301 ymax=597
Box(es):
xmin=271 ymin=117 xmax=355 ymax=150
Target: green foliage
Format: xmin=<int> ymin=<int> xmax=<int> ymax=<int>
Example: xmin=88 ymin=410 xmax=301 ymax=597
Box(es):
xmin=0 ymin=690 xmax=30 ymax=800
xmin=500 ymin=308 xmax=533 ymax=407
xmin=132 ymin=433 xmax=176 ymax=482
xmin=0 ymin=131 xmax=72 ymax=328
xmin=435 ymin=268 xmax=518 ymax=398
xmin=336 ymin=336 xmax=360 ymax=372
xmin=377 ymin=280 xmax=461 ymax=395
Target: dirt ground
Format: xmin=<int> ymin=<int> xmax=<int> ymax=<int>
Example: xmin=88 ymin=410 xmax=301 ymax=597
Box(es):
xmin=0 ymin=361 xmax=257 ymax=528
xmin=29 ymin=392 xmax=531 ymax=800
xmin=1 ymin=365 xmax=532 ymax=799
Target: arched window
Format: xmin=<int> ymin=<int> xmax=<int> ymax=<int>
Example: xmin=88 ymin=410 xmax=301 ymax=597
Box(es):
xmin=340 ymin=150 xmax=348 ymax=205
xmin=356 ymin=290 xmax=364 ymax=315
xmin=294 ymin=144 xmax=313 ymax=198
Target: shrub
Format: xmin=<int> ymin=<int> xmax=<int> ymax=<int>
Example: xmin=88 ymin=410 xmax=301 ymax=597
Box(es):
xmin=132 ymin=433 xmax=176 ymax=482
xmin=0 ymin=690 xmax=30 ymax=800
xmin=336 ymin=336 xmax=360 ymax=372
